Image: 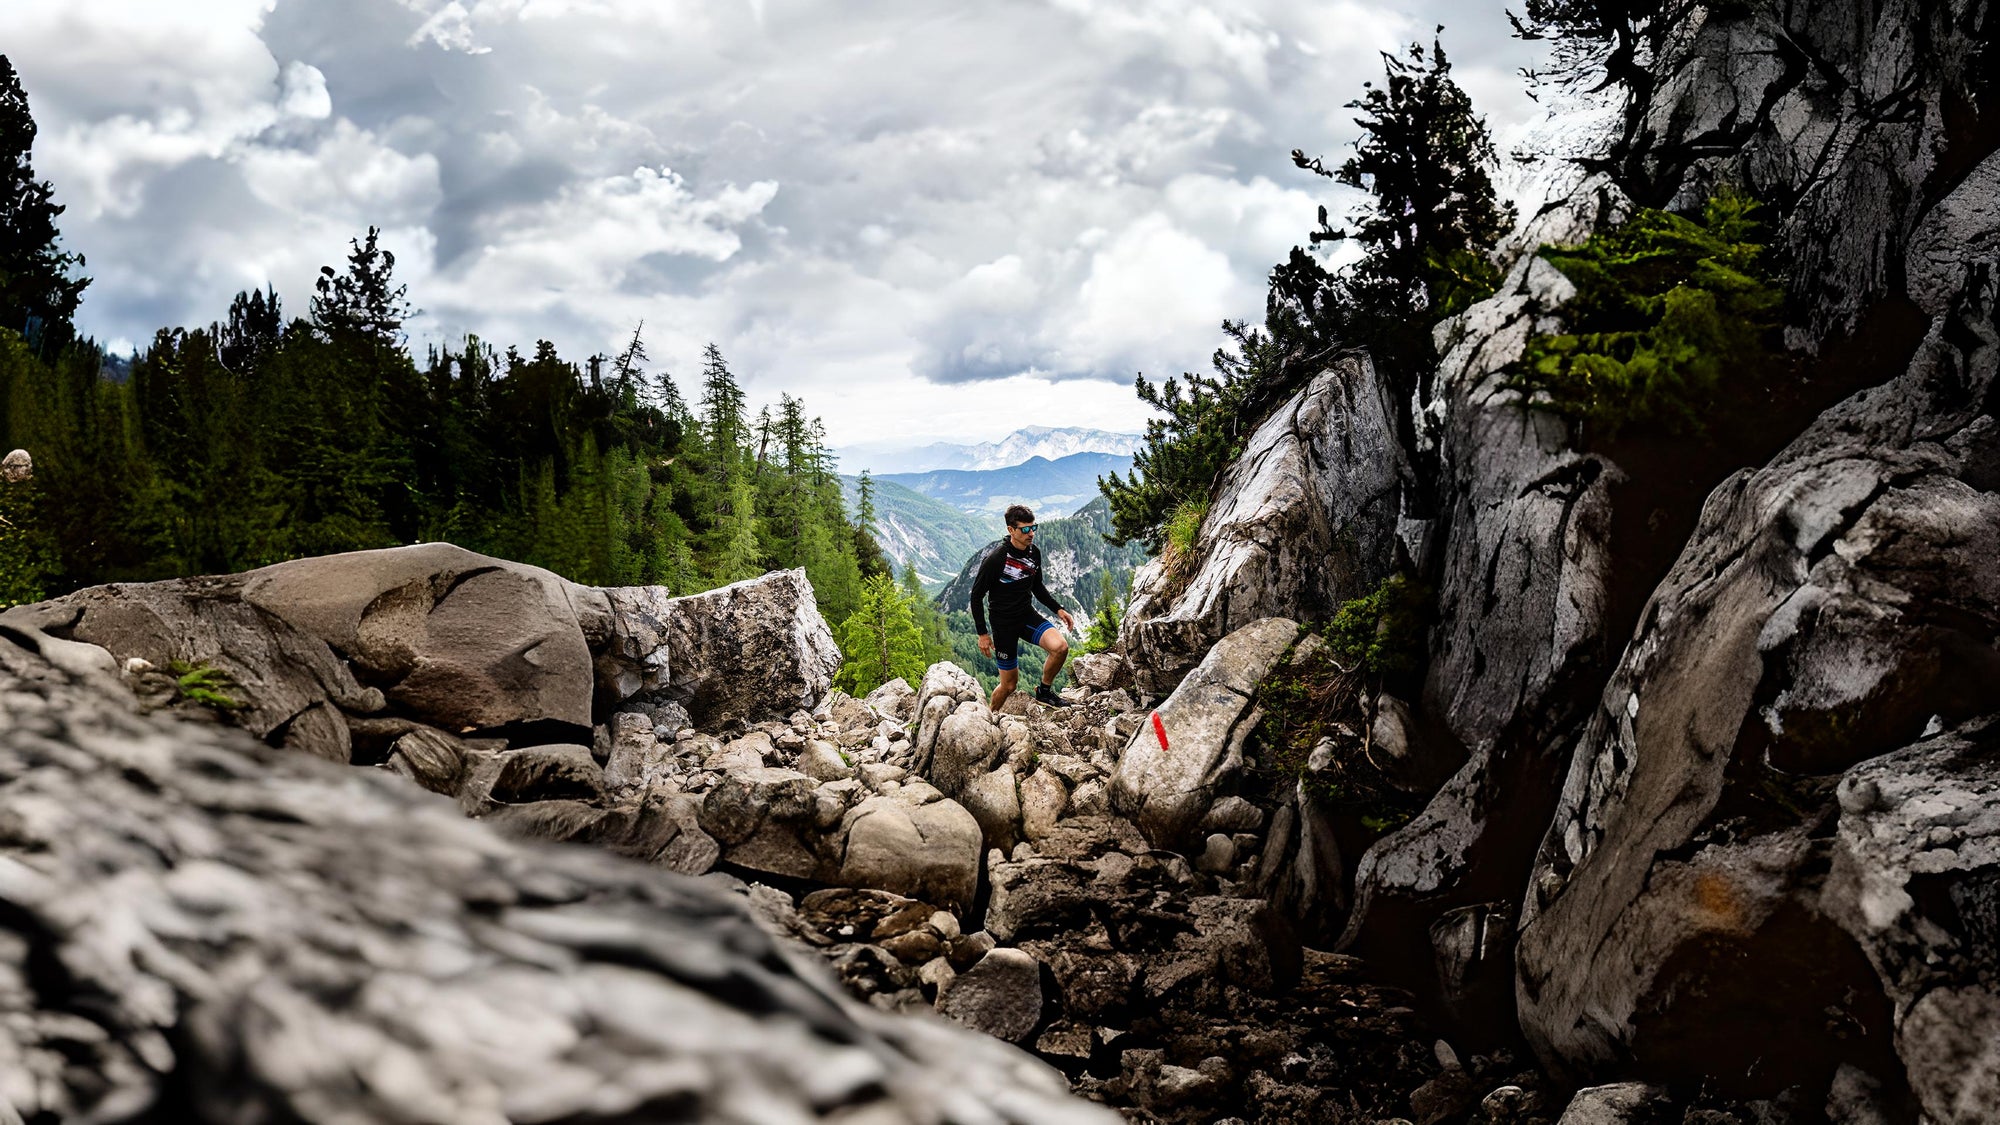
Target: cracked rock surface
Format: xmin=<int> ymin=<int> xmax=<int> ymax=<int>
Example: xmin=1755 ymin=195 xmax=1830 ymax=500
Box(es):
xmin=0 ymin=623 xmax=1115 ymax=1125
xmin=1118 ymin=357 xmax=1401 ymax=699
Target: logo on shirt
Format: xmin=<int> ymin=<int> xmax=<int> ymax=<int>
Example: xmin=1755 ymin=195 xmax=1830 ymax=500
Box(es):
xmin=1000 ymin=554 xmax=1037 ymax=584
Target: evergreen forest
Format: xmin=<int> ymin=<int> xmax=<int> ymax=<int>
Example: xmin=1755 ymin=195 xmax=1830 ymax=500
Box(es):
xmin=0 ymin=53 xmax=961 ymax=693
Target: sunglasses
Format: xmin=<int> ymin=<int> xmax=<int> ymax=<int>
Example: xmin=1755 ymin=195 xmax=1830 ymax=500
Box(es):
xmin=1014 ymin=523 xmax=1038 ymax=533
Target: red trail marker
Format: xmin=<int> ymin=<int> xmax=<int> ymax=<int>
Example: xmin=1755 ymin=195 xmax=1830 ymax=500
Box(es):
xmin=1151 ymin=711 xmax=1169 ymax=751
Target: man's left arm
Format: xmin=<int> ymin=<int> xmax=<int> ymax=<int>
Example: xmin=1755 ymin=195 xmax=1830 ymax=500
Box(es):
xmin=1030 ymin=551 xmax=1076 ymax=631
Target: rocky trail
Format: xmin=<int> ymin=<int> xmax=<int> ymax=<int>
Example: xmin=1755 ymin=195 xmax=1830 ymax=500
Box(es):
xmin=3 ymin=0 xmax=1998 ymax=1120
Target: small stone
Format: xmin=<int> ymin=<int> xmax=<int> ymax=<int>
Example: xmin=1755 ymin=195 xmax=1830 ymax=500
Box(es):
xmin=1196 ymin=833 xmax=1238 ymax=874
xmin=934 ymin=947 xmax=1042 ymax=1043
xmin=798 ymin=739 xmax=855 ymax=781
xmin=917 ymin=956 xmax=956 ymax=998
xmin=949 ymin=930 xmax=996 ymax=971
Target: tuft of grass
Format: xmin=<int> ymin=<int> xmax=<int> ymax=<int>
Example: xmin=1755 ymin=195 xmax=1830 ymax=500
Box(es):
xmin=1158 ymin=497 xmax=1209 ymax=587
xmin=168 ymin=660 xmax=246 ymax=711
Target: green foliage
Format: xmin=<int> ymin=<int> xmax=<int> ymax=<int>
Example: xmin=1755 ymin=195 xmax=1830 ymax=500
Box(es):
xmin=0 ymin=55 xmax=88 ymax=359
xmin=0 ymin=473 xmax=55 ymax=608
xmin=1253 ymin=629 xmax=1420 ymax=835
xmin=169 ymin=660 xmax=245 ymax=711
xmin=835 ymin=574 xmax=929 ymax=695
xmin=1301 ymin=39 xmax=1512 ymax=335
xmin=1163 ymin=497 xmax=1207 ymax=560
xmin=1099 ymin=320 xmax=1275 ymax=549
xmin=901 ymin=558 xmax=954 ymax=669
xmin=1506 ymin=190 xmax=1786 ymax=442
xmin=311 ymin=226 xmax=411 ymax=346
xmin=1104 ymin=34 xmax=1509 ymax=549
xmin=1325 ymin=574 xmax=1430 ymax=681
xmin=1083 ymin=568 xmax=1125 ymax=654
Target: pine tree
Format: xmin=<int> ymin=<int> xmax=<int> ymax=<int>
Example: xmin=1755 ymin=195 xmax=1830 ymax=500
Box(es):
xmin=710 ymin=473 xmax=764 ymax=584
xmin=856 ymin=470 xmax=878 ymax=533
xmin=836 ymin=574 xmax=929 ymax=695
xmin=312 ymin=227 xmax=412 ymax=346
xmin=1084 ymin=568 xmax=1125 ymax=654
xmin=0 ymin=55 xmax=89 ymax=358
xmin=901 ymin=557 xmax=953 ymax=667
xmin=1292 ymin=36 xmax=1512 ymax=399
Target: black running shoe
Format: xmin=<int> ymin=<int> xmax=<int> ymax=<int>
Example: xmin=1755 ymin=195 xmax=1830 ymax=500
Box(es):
xmin=1034 ymin=684 xmax=1070 ymax=708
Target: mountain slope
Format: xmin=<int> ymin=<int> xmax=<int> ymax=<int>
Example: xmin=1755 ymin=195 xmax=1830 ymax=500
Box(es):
xmin=840 ymin=475 xmax=1002 ymax=587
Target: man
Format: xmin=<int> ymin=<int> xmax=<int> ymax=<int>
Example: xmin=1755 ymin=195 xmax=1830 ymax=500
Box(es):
xmin=970 ymin=505 xmax=1077 ymax=710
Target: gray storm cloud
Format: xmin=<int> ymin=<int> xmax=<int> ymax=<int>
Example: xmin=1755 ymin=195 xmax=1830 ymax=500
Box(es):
xmin=4 ymin=0 xmax=1544 ymax=444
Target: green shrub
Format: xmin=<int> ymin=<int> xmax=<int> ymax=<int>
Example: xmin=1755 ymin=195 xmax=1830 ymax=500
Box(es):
xmin=1506 ymin=189 xmax=1787 ymax=441
xmin=1326 ymin=574 xmax=1429 ymax=680
xmin=169 ymin=660 xmax=245 ymax=711
xmin=1253 ymin=626 xmax=1421 ymax=835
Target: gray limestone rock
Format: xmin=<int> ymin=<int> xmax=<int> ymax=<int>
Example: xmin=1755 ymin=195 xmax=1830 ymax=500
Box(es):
xmin=241 ymin=542 xmax=600 ymax=730
xmin=1515 ymin=253 xmax=2000 ymax=1105
xmin=9 ymin=579 xmax=384 ymax=762
xmin=865 ymin=676 xmax=919 ymax=722
xmin=1109 ymin=617 xmax=1296 ymax=849
xmin=936 ymin=948 xmax=1045 ymax=1045
xmin=0 ymin=623 xmax=1117 ymax=1124
xmin=1119 ymin=359 xmax=1402 ymax=697
xmin=835 ymin=787 xmax=985 ymax=912
xmin=1067 ymin=652 xmax=1132 ymax=692
xmin=1555 ymin=1083 xmax=1670 ymax=1125
xmin=910 ymin=661 xmax=987 ymax=778
xmin=658 ymin=568 xmax=841 ymax=727
xmin=1821 ymin=721 xmax=2000 ymax=1122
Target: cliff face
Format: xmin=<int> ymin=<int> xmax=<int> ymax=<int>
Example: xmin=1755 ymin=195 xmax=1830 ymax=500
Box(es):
xmin=1120 ymin=0 xmax=1999 ymax=1115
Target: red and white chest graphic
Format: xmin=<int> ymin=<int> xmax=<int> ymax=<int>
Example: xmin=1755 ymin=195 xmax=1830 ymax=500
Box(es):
xmin=1000 ymin=555 xmax=1037 ymax=583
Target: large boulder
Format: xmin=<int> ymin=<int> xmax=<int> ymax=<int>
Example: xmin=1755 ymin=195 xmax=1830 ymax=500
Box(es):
xmin=1823 ymin=721 xmax=2000 ymax=1121
xmin=588 ymin=584 xmax=675 ymax=713
xmin=659 ymin=569 xmax=840 ymax=727
xmin=1109 ymin=616 xmax=1297 ymax=850
xmin=241 ymin=542 xmax=602 ymax=730
xmin=1515 ymin=223 xmax=2000 ymax=1111
xmin=15 ymin=544 xmax=684 ymax=753
xmin=0 ymin=620 xmax=1117 ymax=1124
xmin=835 ymin=785 xmax=985 ymax=911
xmin=1119 ymin=358 xmax=1401 ymax=698
xmin=908 ymin=661 xmax=987 ymax=776
xmin=5 ymin=580 xmax=386 ymax=763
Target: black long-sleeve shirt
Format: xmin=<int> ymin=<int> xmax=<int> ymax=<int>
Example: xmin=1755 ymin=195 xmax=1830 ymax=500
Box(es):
xmin=968 ymin=539 xmax=1065 ymax=634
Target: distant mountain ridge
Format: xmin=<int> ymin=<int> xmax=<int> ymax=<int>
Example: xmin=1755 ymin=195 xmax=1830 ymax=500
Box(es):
xmin=878 ymin=451 xmax=1133 ymax=519
xmin=840 ymin=426 xmax=1142 ymax=474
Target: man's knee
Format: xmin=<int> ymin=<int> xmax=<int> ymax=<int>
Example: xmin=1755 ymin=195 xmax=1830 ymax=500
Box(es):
xmin=998 ymin=669 xmax=1019 ymax=687
xmin=1043 ymin=630 xmax=1068 ymax=657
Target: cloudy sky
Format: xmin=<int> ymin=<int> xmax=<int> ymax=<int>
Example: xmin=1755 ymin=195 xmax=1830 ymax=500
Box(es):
xmin=6 ymin=0 xmax=1545 ymax=453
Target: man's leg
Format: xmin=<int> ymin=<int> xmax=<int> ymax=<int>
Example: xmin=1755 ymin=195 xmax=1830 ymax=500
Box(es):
xmin=990 ymin=623 xmax=1021 ymax=710
xmin=990 ymin=668 xmax=1018 ymax=710
xmin=1037 ymin=627 xmax=1070 ymax=689
xmin=1030 ymin=622 xmax=1070 ymax=706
